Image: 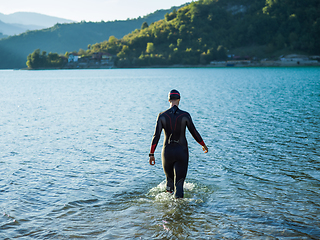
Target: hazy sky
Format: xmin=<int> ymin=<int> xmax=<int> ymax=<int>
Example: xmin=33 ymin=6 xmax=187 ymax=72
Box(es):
xmin=2 ymin=0 xmax=191 ymax=22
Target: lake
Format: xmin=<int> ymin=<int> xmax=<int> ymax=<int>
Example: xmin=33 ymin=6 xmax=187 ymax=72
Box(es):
xmin=0 ymin=67 xmax=319 ymax=239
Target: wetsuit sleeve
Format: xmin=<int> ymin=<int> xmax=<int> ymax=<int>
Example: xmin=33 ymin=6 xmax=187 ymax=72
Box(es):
xmin=150 ymin=114 xmax=163 ymax=154
xmin=186 ymin=113 xmax=205 ymax=146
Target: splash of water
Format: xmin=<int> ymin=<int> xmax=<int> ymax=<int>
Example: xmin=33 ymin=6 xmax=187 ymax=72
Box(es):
xmin=148 ymin=181 xmax=206 ymax=205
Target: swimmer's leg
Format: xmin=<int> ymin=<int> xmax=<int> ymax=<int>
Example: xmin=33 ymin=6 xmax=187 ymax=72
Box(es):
xmin=173 ymin=155 xmax=188 ymax=198
xmin=174 ymin=177 xmax=185 ymax=198
xmin=164 ymin=168 xmax=174 ymax=193
xmin=162 ymin=148 xmax=174 ymax=193
xmin=166 ymin=177 xmax=174 ymax=193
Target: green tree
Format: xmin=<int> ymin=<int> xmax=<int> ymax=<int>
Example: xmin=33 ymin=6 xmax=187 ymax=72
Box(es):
xmin=165 ymin=9 xmax=177 ymax=21
xmin=216 ymin=45 xmax=227 ymax=60
xmin=108 ymin=35 xmax=118 ymax=44
xmin=169 ymin=43 xmax=175 ymax=50
xmin=26 ymin=49 xmax=44 ymax=69
xmin=289 ymin=32 xmax=298 ymax=49
xmin=78 ymin=49 xmax=86 ymax=56
xmin=275 ymin=33 xmax=285 ymax=49
xmin=179 ymin=25 xmax=186 ymax=35
xmin=146 ymin=42 xmax=155 ymax=53
xmin=47 ymin=52 xmax=63 ymax=67
xmin=141 ymin=22 xmax=149 ymax=29
xmin=117 ymin=45 xmax=130 ymax=58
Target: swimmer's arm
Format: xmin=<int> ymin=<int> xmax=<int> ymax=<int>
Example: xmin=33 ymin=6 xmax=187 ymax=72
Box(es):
xmin=149 ymin=114 xmax=162 ymax=165
xmin=186 ymin=115 xmax=208 ymax=153
xmin=187 ymin=115 xmax=208 ymax=153
xmin=202 ymin=144 xmax=208 ymax=153
xmin=149 ymin=155 xmax=155 ymax=165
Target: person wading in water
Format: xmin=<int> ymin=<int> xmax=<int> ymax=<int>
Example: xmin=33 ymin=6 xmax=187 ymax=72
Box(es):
xmin=149 ymin=89 xmax=208 ymax=198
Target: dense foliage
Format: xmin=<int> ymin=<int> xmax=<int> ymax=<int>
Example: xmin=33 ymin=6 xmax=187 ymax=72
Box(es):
xmin=0 ymin=6 xmax=184 ymax=69
xmin=26 ymin=49 xmax=64 ymax=69
xmin=6 ymin=0 xmax=320 ymax=69
xmin=84 ymin=0 xmax=320 ymax=67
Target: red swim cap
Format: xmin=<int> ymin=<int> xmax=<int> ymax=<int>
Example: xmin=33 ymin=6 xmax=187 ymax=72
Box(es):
xmin=168 ymin=89 xmax=180 ymax=100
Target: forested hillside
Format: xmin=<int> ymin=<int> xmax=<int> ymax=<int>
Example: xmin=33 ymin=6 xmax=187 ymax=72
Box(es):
xmin=81 ymin=0 xmax=319 ymax=67
xmin=0 ymin=5 xmax=185 ymax=69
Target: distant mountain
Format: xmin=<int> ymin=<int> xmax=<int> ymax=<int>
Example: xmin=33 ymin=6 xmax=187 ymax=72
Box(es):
xmin=0 ymin=20 xmax=25 ymax=36
xmin=0 ymin=12 xmax=75 ymax=29
xmin=0 ymin=12 xmax=75 ymax=37
xmin=0 ymin=32 xmax=8 ymax=39
xmin=0 ymin=20 xmax=43 ymax=37
xmin=0 ymin=5 xmax=186 ymax=69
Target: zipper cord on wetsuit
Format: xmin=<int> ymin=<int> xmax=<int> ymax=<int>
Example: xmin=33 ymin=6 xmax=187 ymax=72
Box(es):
xmin=168 ymin=106 xmax=179 ymax=144
xmin=173 ymin=105 xmax=178 ymax=115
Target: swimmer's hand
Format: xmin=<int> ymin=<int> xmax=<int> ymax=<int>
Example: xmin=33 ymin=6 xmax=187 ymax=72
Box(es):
xmin=149 ymin=156 xmax=155 ymax=165
xmin=202 ymin=145 xmax=208 ymax=153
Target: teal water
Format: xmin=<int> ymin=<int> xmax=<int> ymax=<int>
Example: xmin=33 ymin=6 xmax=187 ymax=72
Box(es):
xmin=0 ymin=68 xmax=319 ymax=239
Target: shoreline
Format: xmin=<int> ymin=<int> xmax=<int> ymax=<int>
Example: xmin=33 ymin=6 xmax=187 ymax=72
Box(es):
xmin=19 ymin=63 xmax=320 ymax=70
xmin=11 ymin=54 xmax=320 ymax=70
xmin=11 ymin=57 xmax=320 ymax=71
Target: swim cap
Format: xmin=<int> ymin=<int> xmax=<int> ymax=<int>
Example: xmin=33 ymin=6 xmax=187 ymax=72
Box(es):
xmin=168 ymin=89 xmax=180 ymax=100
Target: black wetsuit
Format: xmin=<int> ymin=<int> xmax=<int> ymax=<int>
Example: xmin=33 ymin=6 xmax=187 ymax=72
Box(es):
xmin=150 ymin=105 xmax=205 ymax=198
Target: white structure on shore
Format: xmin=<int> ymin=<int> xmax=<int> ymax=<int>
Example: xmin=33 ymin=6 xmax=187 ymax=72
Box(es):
xmin=279 ymin=54 xmax=318 ymax=65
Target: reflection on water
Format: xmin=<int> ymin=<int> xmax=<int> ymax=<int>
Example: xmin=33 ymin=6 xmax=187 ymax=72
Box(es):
xmin=0 ymin=68 xmax=320 ymax=239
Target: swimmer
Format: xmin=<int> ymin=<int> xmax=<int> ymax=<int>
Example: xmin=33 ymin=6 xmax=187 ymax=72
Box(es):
xmin=149 ymin=89 xmax=208 ymax=198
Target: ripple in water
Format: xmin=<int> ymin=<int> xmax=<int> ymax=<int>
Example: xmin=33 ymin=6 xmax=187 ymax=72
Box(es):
xmin=0 ymin=68 xmax=319 ymax=239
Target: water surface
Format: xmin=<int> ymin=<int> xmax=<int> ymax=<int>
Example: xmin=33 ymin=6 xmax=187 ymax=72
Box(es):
xmin=0 ymin=68 xmax=319 ymax=239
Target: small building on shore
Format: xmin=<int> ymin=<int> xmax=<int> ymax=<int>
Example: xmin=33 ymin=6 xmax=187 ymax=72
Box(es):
xmin=68 ymin=53 xmax=79 ymax=63
xmin=279 ymin=54 xmax=318 ymax=65
xmin=92 ymin=52 xmax=113 ymax=64
xmin=65 ymin=52 xmax=114 ymax=69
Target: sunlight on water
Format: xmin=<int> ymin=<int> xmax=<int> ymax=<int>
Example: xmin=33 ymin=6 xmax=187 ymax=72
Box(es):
xmin=148 ymin=181 xmax=204 ymax=204
xmin=0 ymin=68 xmax=319 ymax=239
xmin=144 ymin=181 xmax=213 ymax=239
